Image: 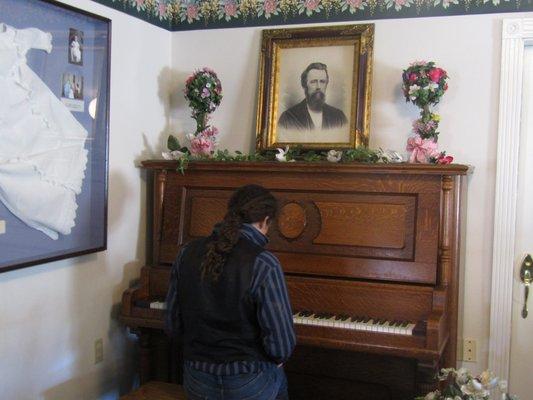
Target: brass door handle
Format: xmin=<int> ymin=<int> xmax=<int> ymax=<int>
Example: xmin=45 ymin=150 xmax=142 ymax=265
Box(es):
xmin=520 ymin=254 xmax=533 ymax=319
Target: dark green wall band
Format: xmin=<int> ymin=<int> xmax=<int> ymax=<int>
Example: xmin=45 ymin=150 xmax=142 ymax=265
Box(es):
xmin=92 ymin=0 xmax=532 ymax=31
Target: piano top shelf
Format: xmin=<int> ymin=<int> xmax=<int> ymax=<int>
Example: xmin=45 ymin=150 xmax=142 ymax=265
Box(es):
xmin=141 ymin=160 xmax=471 ymax=176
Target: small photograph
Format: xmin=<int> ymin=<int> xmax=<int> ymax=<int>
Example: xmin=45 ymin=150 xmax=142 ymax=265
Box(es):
xmin=68 ymin=28 xmax=83 ymax=65
xmin=61 ymin=73 xmax=83 ymax=99
xmin=61 ymin=73 xmax=84 ymax=112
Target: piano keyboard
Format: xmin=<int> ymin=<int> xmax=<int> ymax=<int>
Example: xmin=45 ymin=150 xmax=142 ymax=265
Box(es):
xmin=293 ymin=311 xmax=416 ymax=335
xmin=133 ymin=299 xmax=167 ymax=310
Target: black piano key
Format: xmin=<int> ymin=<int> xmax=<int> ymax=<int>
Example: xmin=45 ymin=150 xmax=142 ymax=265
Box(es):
xmin=134 ymin=299 xmax=151 ymax=308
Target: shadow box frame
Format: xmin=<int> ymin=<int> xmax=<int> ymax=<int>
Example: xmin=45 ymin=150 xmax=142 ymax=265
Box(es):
xmin=0 ymin=0 xmax=111 ymax=273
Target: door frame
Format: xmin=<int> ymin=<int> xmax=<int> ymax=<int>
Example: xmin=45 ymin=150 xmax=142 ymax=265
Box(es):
xmin=489 ymin=18 xmax=533 ymax=382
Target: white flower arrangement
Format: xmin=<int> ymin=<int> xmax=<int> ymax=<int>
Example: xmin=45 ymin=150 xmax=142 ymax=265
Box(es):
xmin=416 ymin=368 xmax=518 ymax=400
xmin=275 ymin=146 xmax=295 ymax=162
xmin=161 ymin=150 xmax=186 ymax=160
xmin=326 ymin=149 xmax=343 ymax=163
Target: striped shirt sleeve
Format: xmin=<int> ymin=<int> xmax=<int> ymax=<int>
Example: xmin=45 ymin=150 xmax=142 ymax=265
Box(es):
xmin=251 ymin=251 xmax=296 ymax=364
xmin=165 ymin=246 xmax=187 ymax=337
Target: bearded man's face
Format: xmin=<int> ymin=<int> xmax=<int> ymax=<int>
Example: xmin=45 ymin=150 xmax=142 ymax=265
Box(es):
xmin=304 ymin=69 xmax=328 ymax=111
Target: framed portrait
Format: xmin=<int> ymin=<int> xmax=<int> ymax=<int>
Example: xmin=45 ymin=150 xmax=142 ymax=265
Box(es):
xmin=256 ymin=24 xmax=374 ymax=151
xmin=0 ymin=0 xmax=111 ymax=273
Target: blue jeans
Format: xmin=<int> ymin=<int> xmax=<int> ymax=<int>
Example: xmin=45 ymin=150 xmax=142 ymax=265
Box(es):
xmin=183 ymin=363 xmax=289 ymax=400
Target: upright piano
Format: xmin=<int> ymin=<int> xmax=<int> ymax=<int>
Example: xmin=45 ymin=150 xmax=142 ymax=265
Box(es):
xmin=120 ymin=161 xmax=470 ymax=400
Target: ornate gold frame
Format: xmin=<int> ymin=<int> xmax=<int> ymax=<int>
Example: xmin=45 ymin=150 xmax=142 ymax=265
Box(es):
xmin=255 ymin=24 xmax=374 ymax=151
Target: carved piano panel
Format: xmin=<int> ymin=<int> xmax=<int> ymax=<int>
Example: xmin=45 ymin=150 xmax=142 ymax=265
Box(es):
xmin=157 ymin=184 xmax=440 ymax=284
xmin=121 ymin=161 xmax=469 ymax=399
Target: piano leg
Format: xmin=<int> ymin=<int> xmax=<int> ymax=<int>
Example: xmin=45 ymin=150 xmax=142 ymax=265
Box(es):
xmin=137 ymin=329 xmax=153 ymax=385
xmin=416 ymin=361 xmax=439 ymax=396
xmin=136 ymin=328 xmax=183 ymax=385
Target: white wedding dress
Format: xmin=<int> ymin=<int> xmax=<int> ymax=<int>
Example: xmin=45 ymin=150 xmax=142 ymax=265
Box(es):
xmin=0 ymin=23 xmax=88 ymax=240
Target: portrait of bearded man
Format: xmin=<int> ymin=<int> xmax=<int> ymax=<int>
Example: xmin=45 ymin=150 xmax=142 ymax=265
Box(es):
xmin=278 ymin=62 xmax=348 ymax=131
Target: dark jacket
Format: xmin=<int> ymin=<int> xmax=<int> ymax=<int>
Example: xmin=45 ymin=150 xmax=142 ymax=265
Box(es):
xmin=178 ymin=235 xmax=271 ymax=364
xmin=278 ymin=99 xmax=348 ymax=130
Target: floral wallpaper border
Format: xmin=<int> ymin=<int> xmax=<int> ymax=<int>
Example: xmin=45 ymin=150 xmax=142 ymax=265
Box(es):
xmin=92 ymin=0 xmax=533 ymax=31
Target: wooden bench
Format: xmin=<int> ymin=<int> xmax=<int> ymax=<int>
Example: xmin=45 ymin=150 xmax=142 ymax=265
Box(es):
xmin=120 ymin=381 xmax=186 ymax=400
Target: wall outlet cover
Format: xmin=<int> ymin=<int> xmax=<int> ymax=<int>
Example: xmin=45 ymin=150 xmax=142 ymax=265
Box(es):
xmin=463 ymin=339 xmax=477 ymax=362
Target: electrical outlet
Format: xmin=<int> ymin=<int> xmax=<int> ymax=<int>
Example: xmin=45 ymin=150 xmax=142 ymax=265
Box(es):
xmin=463 ymin=339 xmax=477 ymax=362
xmin=94 ymin=338 xmax=103 ymax=364
xmin=0 ymin=220 xmax=5 ymax=235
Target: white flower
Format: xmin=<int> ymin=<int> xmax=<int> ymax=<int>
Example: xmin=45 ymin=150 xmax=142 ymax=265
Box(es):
xmin=377 ymin=148 xmax=403 ymax=163
xmin=478 ymin=370 xmax=499 ymax=389
xmin=186 ymin=133 xmax=196 ymax=140
xmin=455 ymin=368 xmax=471 ymax=385
xmin=498 ymin=380 xmax=508 ymax=393
xmin=276 ymin=146 xmax=292 ymax=162
xmin=461 ymin=379 xmax=489 ymax=398
xmin=327 ymin=149 xmax=343 ymax=163
xmin=428 ymin=82 xmax=439 ymax=91
xmin=162 ymin=150 xmax=186 ymax=160
xmin=409 ymin=84 xmax=420 ymax=100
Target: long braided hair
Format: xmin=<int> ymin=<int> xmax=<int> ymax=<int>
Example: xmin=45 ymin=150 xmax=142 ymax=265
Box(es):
xmin=200 ymin=185 xmax=278 ymax=281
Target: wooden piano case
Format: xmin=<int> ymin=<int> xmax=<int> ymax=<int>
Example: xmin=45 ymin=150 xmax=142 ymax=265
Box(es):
xmin=120 ymin=161 xmax=469 ymax=399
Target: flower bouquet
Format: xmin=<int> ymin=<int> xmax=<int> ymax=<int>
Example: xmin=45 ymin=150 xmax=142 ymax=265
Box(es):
xmin=184 ymin=67 xmax=222 ymax=157
xmin=163 ymin=67 xmax=222 ymax=170
xmin=416 ymin=368 xmax=518 ymax=400
xmin=402 ymin=61 xmax=452 ymax=164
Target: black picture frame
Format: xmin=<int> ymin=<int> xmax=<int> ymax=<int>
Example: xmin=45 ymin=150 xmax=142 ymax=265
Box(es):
xmin=0 ymin=0 xmax=111 ymax=273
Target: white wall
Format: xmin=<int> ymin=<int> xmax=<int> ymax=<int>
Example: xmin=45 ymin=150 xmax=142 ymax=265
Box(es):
xmin=170 ymin=12 xmax=532 ymax=374
xmin=1 ymin=5 xmax=530 ymax=398
xmin=0 ymin=1 xmax=170 ymax=399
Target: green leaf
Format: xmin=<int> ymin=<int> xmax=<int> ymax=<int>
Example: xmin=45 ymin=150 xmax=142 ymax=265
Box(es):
xmin=167 ymin=135 xmax=181 ymax=151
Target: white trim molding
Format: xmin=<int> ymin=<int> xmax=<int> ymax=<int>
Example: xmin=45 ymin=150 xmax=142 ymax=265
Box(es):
xmin=489 ymin=18 xmax=533 ymax=382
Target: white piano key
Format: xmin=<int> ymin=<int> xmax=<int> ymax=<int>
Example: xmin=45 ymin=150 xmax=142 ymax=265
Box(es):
xmin=293 ymin=312 xmax=418 ymax=337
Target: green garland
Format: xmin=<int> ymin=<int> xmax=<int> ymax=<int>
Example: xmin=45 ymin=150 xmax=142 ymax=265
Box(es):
xmin=166 ymin=134 xmax=384 ymax=174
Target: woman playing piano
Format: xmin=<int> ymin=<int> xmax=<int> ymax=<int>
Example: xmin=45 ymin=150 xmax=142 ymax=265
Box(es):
xmin=165 ymin=184 xmax=296 ymax=400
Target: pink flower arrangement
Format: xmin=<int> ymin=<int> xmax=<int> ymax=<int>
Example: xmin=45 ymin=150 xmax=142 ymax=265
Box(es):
xmin=183 ymin=68 xmax=223 ymax=157
xmin=402 ymin=61 xmax=454 ymax=164
xmin=435 ymin=153 xmax=454 ymax=164
xmin=190 ymin=135 xmax=216 ymax=156
xmin=406 ymin=136 xmax=439 ymax=163
xmin=412 ymin=112 xmax=440 ymax=140
xmin=402 ymin=61 xmax=449 ymax=109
